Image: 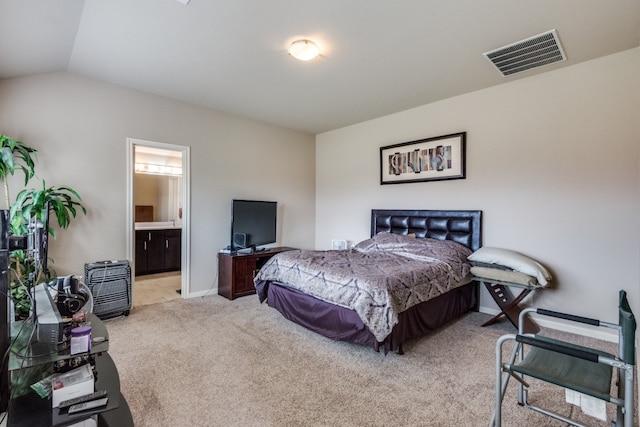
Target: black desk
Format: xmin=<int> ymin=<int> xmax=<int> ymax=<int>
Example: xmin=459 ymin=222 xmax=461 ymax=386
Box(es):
xmin=7 ymin=315 xmax=133 ymax=426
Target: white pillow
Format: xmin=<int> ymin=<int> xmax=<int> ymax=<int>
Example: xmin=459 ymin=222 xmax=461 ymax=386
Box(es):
xmin=468 ymin=247 xmax=552 ymax=286
xmin=470 ymin=266 xmax=543 ymax=288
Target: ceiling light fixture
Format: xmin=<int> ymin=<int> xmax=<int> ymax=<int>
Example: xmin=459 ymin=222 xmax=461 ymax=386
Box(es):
xmin=288 ymin=39 xmax=320 ymax=61
xmin=135 ymin=163 xmax=182 ymax=176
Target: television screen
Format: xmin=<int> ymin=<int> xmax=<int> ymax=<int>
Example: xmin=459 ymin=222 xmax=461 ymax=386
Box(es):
xmin=231 ymin=200 xmax=277 ymax=252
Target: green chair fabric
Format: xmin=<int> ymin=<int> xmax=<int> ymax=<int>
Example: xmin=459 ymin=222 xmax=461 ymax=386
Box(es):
xmin=512 ymin=336 xmax=614 ymax=402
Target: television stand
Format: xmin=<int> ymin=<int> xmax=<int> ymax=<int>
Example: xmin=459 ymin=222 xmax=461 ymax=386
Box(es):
xmin=218 ymin=247 xmax=295 ymax=300
xmin=7 ymin=314 xmax=133 ymax=426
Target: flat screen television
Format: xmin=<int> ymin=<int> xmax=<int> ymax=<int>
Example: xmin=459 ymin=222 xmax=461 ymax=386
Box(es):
xmin=230 ymin=199 xmax=277 ymax=253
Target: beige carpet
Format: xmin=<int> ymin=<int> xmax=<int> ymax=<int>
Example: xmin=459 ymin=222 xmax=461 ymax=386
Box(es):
xmin=104 ymin=295 xmax=633 ymax=427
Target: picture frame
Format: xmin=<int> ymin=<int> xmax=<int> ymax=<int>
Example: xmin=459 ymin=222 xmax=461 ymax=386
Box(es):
xmin=380 ymin=132 xmax=466 ymax=184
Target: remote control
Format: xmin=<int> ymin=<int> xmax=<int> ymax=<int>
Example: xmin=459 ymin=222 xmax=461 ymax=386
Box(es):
xmin=58 ymin=390 xmax=108 ymax=409
xmin=68 ymin=397 xmax=108 ymax=414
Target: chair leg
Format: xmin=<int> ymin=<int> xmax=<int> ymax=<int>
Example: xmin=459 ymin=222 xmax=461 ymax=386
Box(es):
xmin=616 ymin=367 xmax=624 ymax=427
xmin=519 ymin=387 xmax=527 ymax=407
xmin=492 ymin=336 xmax=520 ymax=427
xmin=492 ymin=347 xmax=505 ymax=427
xmin=623 ymin=364 xmax=634 ymax=427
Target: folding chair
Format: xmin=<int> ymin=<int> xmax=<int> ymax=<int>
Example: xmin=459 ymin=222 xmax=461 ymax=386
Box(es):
xmin=490 ymin=290 xmax=636 ymax=427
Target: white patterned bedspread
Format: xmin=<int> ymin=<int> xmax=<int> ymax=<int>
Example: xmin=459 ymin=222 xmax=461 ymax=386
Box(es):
xmin=253 ymin=233 xmax=473 ymax=342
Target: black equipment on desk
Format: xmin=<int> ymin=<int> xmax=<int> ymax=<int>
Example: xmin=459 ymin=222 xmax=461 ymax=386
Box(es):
xmin=56 ymin=275 xmax=90 ymax=317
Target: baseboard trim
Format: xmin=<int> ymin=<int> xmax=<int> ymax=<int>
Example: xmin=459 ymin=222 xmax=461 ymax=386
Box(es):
xmin=186 ymin=289 xmax=215 ymax=299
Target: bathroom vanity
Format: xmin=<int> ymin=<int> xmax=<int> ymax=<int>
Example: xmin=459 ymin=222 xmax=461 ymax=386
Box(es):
xmin=135 ymin=222 xmax=181 ymax=276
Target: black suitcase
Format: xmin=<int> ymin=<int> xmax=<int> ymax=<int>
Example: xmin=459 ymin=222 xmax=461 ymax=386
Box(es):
xmin=84 ymin=260 xmax=132 ymax=319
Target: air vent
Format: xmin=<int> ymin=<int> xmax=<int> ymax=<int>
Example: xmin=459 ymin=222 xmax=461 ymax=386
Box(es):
xmin=484 ymin=30 xmax=566 ymax=77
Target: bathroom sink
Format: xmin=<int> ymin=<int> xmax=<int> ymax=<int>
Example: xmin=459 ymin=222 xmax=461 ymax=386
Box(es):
xmin=135 ymin=221 xmax=181 ymax=230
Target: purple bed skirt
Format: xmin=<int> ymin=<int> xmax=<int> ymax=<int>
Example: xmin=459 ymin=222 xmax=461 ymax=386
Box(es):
xmin=255 ymin=280 xmax=477 ymax=353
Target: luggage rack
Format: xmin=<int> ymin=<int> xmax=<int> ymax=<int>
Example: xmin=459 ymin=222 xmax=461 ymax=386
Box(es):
xmin=475 ymin=278 xmax=540 ymax=334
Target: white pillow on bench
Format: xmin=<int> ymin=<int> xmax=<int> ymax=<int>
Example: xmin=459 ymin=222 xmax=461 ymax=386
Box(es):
xmin=468 ymin=247 xmax=552 ymax=286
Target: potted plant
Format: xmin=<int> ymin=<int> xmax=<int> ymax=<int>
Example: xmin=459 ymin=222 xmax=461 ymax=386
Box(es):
xmin=10 ymin=180 xmax=87 ymax=238
xmin=0 ymin=133 xmax=86 ymax=319
xmin=10 ymin=180 xmax=86 ymax=273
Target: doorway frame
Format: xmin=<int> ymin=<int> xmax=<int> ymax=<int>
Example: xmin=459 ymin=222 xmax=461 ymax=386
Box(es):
xmin=126 ymin=138 xmax=191 ymax=301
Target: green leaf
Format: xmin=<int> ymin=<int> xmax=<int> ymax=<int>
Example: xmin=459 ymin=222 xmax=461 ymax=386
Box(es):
xmin=10 ymin=180 xmax=87 ymax=236
xmin=0 ymin=147 xmax=15 ymax=177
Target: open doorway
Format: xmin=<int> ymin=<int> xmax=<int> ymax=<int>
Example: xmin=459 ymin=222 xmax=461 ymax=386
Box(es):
xmin=126 ymin=138 xmax=190 ymax=307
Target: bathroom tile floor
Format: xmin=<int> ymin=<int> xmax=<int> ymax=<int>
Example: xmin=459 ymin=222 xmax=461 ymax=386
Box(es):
xmin=134 ymin=271 xmax=181 ymax=307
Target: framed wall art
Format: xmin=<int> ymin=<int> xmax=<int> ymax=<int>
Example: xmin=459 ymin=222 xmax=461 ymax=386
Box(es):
xmin=380 ymin=132 xmax=466 ymax=185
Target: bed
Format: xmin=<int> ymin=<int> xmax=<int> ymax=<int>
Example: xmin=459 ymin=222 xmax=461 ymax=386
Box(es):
xmin=254 ymin=209 xmax=482 ymax=353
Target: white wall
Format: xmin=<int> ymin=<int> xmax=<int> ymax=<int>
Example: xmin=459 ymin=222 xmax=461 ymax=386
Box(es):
xmin=0 ymin=72 xmax=316 ymax=296
xmin=316 ymin=48 xmax=640 ymax=327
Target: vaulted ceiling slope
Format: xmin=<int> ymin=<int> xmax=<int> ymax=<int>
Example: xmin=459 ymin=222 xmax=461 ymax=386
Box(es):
xmin=1 ymin=0 xmax=638 ymax=134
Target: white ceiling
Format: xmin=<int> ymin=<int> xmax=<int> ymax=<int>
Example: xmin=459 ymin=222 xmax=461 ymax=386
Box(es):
xmin=1 ymin=0 xmax=638 ymax=134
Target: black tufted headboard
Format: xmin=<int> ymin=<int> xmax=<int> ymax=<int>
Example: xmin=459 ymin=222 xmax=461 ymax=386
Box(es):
xmin=371 ymin=209 xmax=482 ymax=251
